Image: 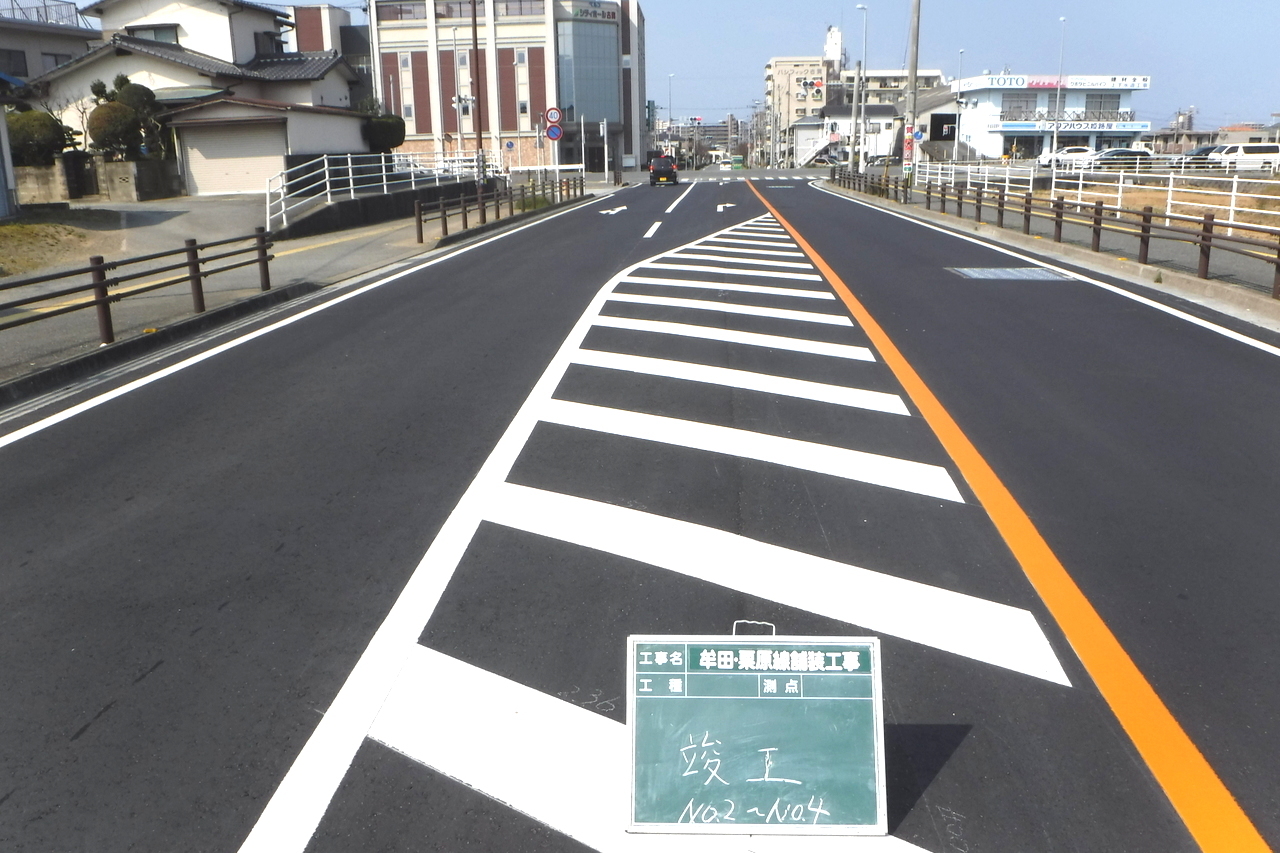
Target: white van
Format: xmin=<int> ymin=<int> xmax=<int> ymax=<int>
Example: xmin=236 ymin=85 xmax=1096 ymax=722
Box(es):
xmin=1206 ymin=143 xmax=1280 ymax=171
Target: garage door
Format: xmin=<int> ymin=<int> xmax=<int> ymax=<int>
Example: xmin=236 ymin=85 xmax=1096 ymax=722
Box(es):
xmin=182 ymin=123 xmax=286 ymax=195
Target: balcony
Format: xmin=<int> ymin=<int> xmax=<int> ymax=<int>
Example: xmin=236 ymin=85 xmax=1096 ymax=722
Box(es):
xmin=999 ymin=110 xmax=1136 ymax=123
xmin=0 ymin=0 xmax=83 ymax=27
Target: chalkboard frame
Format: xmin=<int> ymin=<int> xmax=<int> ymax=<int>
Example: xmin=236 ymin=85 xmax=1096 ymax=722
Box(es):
xmin=627 ymin=634 xmax=887 ymax=835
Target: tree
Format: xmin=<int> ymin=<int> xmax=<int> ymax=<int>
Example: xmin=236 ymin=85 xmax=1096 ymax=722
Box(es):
xmin=6 ymin=110 xmax=71 ymax=166
xmin=87 ymin=100 xmax=142 ymax=157
xmin=365 ymin=114 xmax=405 ymax=153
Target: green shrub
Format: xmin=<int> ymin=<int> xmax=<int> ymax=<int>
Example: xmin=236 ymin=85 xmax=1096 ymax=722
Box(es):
xmin=365 ymin=114 xmax=405 ymax=153
xmin=87 ymin=101 xmax=141 ymax=155
xmin=6 ymin=111 xmax=69 ymax=166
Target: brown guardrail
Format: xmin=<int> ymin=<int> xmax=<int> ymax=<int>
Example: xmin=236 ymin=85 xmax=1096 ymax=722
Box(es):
xmin=831 ymin=168 xmax=1280 ymax=299
xmin=412 ymin=175 xmax=587 ymax=244
xmin=0 ymin=227 xmax=275 ymax=344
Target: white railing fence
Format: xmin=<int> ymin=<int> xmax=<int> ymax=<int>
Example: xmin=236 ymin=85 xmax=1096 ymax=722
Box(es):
xmin=266 ymin=150 xmax=495 ymax=231
xmin=913 ymin=161 xmax=1280 ymax=236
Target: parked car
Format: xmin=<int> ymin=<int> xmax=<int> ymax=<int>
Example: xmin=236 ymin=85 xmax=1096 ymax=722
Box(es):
xmin=865 ymin=154 xmax=902 ymax=167
xmin=1037 ymin=145 xmax=1094 ymax=168
xmin=810 ymin=156 xmax=835 ymax=166
xmin=1172 ymin=145 xmax=1224 ymax=169
xmin=1207 ymin=143 xmax=1280 ymax=172
xmin=649 ymin=156 xmax=679 ymax=186
xmin=1088 ymin=148 xmax=1152 ymax=170
xmin=718 ymin=160 xmax=734 ymax=170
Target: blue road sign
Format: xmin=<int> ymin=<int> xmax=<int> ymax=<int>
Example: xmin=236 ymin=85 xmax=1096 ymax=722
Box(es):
xmin=547 ymin=125 xmax=564 ymax=141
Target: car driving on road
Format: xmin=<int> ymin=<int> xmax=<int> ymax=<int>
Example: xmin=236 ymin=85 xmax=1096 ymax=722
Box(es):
xmin=649 ymin=156 xmax=678 ymax=186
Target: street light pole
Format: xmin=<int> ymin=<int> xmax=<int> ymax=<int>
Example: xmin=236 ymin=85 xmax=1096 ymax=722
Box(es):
xmin=470 ymin=0 xmax=485 ymax=224
xmin=954 ymin=48 xmax=963 ymax=161
xmin=903 ymin=0 xmax=920 ymax=195
xmin=854 ymin=3 xmax=867 ymax=172
xmin=1051 ymin=16 xmax=1066 ymax=164
xmin=667 ymin=73 xmax=674 ymax=152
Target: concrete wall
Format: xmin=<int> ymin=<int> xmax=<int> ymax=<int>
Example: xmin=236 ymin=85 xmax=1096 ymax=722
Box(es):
xmin=287 ymin=111 xmax=367 ymax=154
xmin=273 ymin=177 xmax=484 ymax=239
xmin=15 ymin=157 xmax=183 ymax=204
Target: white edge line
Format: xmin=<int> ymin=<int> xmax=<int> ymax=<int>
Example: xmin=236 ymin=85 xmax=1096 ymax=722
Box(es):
xmin=0 ymin=195 xmax=609 ymax=452
xmin=809 ymin=180 xmax=1280 ymax=360
xmin=664 ymin=182 xmax=696 ymax=214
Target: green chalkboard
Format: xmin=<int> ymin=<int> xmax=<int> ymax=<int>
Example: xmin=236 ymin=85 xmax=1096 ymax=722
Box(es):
xmin=627 ymin=635 xmax=886 ymax=835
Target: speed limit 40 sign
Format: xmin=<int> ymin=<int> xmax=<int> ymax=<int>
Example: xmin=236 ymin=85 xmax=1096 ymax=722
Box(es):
xmin=545 ymin=107 xmax=563 ymax=124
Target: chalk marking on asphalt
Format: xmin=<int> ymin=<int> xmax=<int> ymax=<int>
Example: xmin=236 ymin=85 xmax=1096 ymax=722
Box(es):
xmin=757 ymin=180 xmax=1271 ymax=853
xmin=809 ymin=179 xmax=1280 ymax=360
xmin=369 ymin=644 xmax=930 ymax=852
xmin=680 ymin=244 xmax=805 ymax=257
xmin=618 ymin=276 xmax=833 ymax=300
xmin=537 ymin=399 xmax=960 ymax=500
xmin=642 ymin=221 xmax=662 ymax=239
xmin=664 ymin=252 xmax=815 ymax=269
xmin=664 ymin=182 xmax=696 ymax=214
xmin=606 ymin=292 xmax=852 ymax=325
xmin=589 ymin=316 xmax=876 ymax=361
xmin=568 ymin=349 xmax=908 ymax=414
xmin=642 ymin=262 xmax=822 ymax=281
xmin=482 ymin=484 xmax=1066 ymax=682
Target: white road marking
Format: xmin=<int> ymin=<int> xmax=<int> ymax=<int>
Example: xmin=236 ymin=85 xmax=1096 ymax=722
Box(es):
xmin=483 ymin=484 xmax=1071 ymax=685
xmin=642 ymin=221 xmax=662 ymax=239
xmin=665 ymin=252 xmax=815 ymax=269
xmin=725 ymin=230 xmax=792 ymax=239
xmin=810 ymin=179 xmax=1280 ymax=359
xmin=600 ymin=205 xmax=629 ymax=215
xmin=590 ymin=316 xmax=877 ymax=361
xmin=538 ymin=399 xmax=961 ymax=500
xmin=643 ymin=262 xmax=823 ymax=281
xmin=618 ymin=276 xmax=834 ymax=300
xmin=702 ymin=237 xmax=801 ymax=249
xmin=569 ymin=349 xmax=908 ymax=414
xmin=370 ymin=644 xmax=930 ymax=852
xmin=680 ymin=244 xmax=806 ymax=257
xmin=716 ymin=203 xmax=737 ymax=213
xmin=606 ymin=292 xmax=853 ymax=325
xmin=664 ymin=183 xmax=696 ymax=213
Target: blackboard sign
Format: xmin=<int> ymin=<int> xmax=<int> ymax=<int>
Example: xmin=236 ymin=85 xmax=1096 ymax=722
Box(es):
xmin=627 ymin=635 xmax=886 ymax=835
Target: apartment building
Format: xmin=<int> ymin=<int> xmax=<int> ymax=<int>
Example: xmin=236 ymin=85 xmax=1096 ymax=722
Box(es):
xmin=371 ymin=0 xmax=646 ymax=171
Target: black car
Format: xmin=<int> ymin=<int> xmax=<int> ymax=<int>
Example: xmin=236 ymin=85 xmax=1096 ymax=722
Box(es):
xmin=1089 ymin=148 xmax=1152 ymax=170
xmin=649 ymin=156 xmax=678 ymax=186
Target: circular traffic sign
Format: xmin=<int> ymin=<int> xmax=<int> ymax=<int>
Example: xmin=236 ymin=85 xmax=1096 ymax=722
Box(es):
xmin=545 ymin=107 xmax=563 ymax=124
xmin=506 ymin=140 xmax=515 ymax=149
xmin=546 ymin=124 xmax=564 ymax=141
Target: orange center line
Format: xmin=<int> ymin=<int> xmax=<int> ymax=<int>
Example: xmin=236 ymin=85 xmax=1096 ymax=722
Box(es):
xmin=748 ymin=180 xmax=1267 ymax=853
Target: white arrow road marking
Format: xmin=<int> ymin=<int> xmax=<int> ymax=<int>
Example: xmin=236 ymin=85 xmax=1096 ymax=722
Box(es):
xmin=601 ymin=205 xmax=629 ymax=215
xmin=717 ymin=203 xmax=737 ymax=213
xmin=370 ymin=644 xmax=930 ymax=853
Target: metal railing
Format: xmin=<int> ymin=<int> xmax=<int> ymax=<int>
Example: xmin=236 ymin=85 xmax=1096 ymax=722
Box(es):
xmin=833 ymin=166 xmax=1280 ymax=297
xmin=998 ymin=109 xmax=1135 ymax=122
xmin=265 ymin=151 xmax=485 ymax=231
xmin=913 ymin=161 xmax=1036 ymax=195
xmin=0 ymin=229 xmax=274 ymax=346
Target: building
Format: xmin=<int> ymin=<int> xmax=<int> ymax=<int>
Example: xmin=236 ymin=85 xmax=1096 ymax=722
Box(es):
xmin=946 ymin=73 xmax=1152 ymax=159
xmin=0 ymin=0 xmax=98 ymax=83
xmin=838 ymin=67 xmax=944 ymax=108
xmin=370 ymin=0 xmax=646 ymax=172
xmin=29 ymin=0 xmax=368 ymax=194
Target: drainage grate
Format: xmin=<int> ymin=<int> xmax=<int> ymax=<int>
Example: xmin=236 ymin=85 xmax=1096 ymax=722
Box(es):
xmin=948 ymin=267 xmax=1074 ymax=281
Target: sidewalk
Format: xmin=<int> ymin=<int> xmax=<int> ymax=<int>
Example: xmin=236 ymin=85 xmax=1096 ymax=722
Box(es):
xmin=0 ymin=180 xmax=620 ymax=393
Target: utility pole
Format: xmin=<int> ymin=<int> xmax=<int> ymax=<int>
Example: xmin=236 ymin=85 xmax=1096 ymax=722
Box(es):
xmin=470 ymin=0 xmax=485 ymax=224
xmin=1051 ymin=16 xmax=1066 ymax=165
xmin=903 ymin=0 xmax=920 ymax=196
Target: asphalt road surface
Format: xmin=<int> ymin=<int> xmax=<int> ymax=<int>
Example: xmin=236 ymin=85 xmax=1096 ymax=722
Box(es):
xmin=1 ymin=173 xmax=1276 ymax=852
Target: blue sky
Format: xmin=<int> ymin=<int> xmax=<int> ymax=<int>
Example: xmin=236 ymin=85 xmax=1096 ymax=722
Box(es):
xmin=640 ymin=0 xmax=1280 ymax=131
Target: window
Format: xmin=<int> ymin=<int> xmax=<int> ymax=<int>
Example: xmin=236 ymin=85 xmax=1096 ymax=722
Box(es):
xmin=1000 ymin=93 xmax=1036 ymax=115
xmin=377 ymin=1 xmax=427 ymax=21
xmin=127 ymin=24 xmax=179 ymax=42
xmin=400 ymin=54 xmax=410 ymax=69
xmin=496 ymin=0 xmax=543 ymax=14
xmin=1084 ymin=93 xmax=1120 ymax=113
xmin=457 ymin=51 xmax=468 ymax=67
xmin=0 ymin=48 xmax=26 ymax=77
xmin=436 ymin=1 xmax=484 ymax=17
xmin=41 ymin=53 xmax=71 ymax=73
xmin=515 ymin=49 xmax=527 ymax=65
xmin=404 ymin=104 xmax=414 ymax=118
xmin=460 ymin=102 xmax=471 ymax=116
xmin=518 ymin=100 xmax=529 ymax=115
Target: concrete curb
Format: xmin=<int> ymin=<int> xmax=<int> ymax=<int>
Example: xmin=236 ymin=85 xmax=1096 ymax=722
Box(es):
xmin=818 ymin=180 xmax=1280 ymax=334
xmin=0 ymin=281 xmax=322 ymax=408
xmin=434 ymin=193 xmax=598 ymax=247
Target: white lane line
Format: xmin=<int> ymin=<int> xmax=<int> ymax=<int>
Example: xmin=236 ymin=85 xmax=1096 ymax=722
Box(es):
xmin=643 ymin=262 xmax=823 ymax=281
xmin=538 ymin=399 xmax=962 ymax=501
xmin=607 ymin=292 xmax=852 ymax=326
xmin=664 ymin=182 xmax=696 ymax=214
xmin=665 ymin=252 xmax=814 ymax=269
xmin=570 ymin=349 xmax=908 ymax=414
xmin=642 ymin=220 xmax=662 ymax=239
xmin=484 ymin=485 xmax=1070 ymax=684
xmin=701 ymin=237 xmax=800 ymax=249
xmin=591 ymin=316 xmax=875 ymax=361
xmin=809 ymin=179 xmax=1280 ymax=360
xmin=619 ymin=276 xmax=834 ymax=300
xmin=370 ymin=644 xmax=931 ymax=852
xmin=681 ymin=244 xmax=806 ymax=257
